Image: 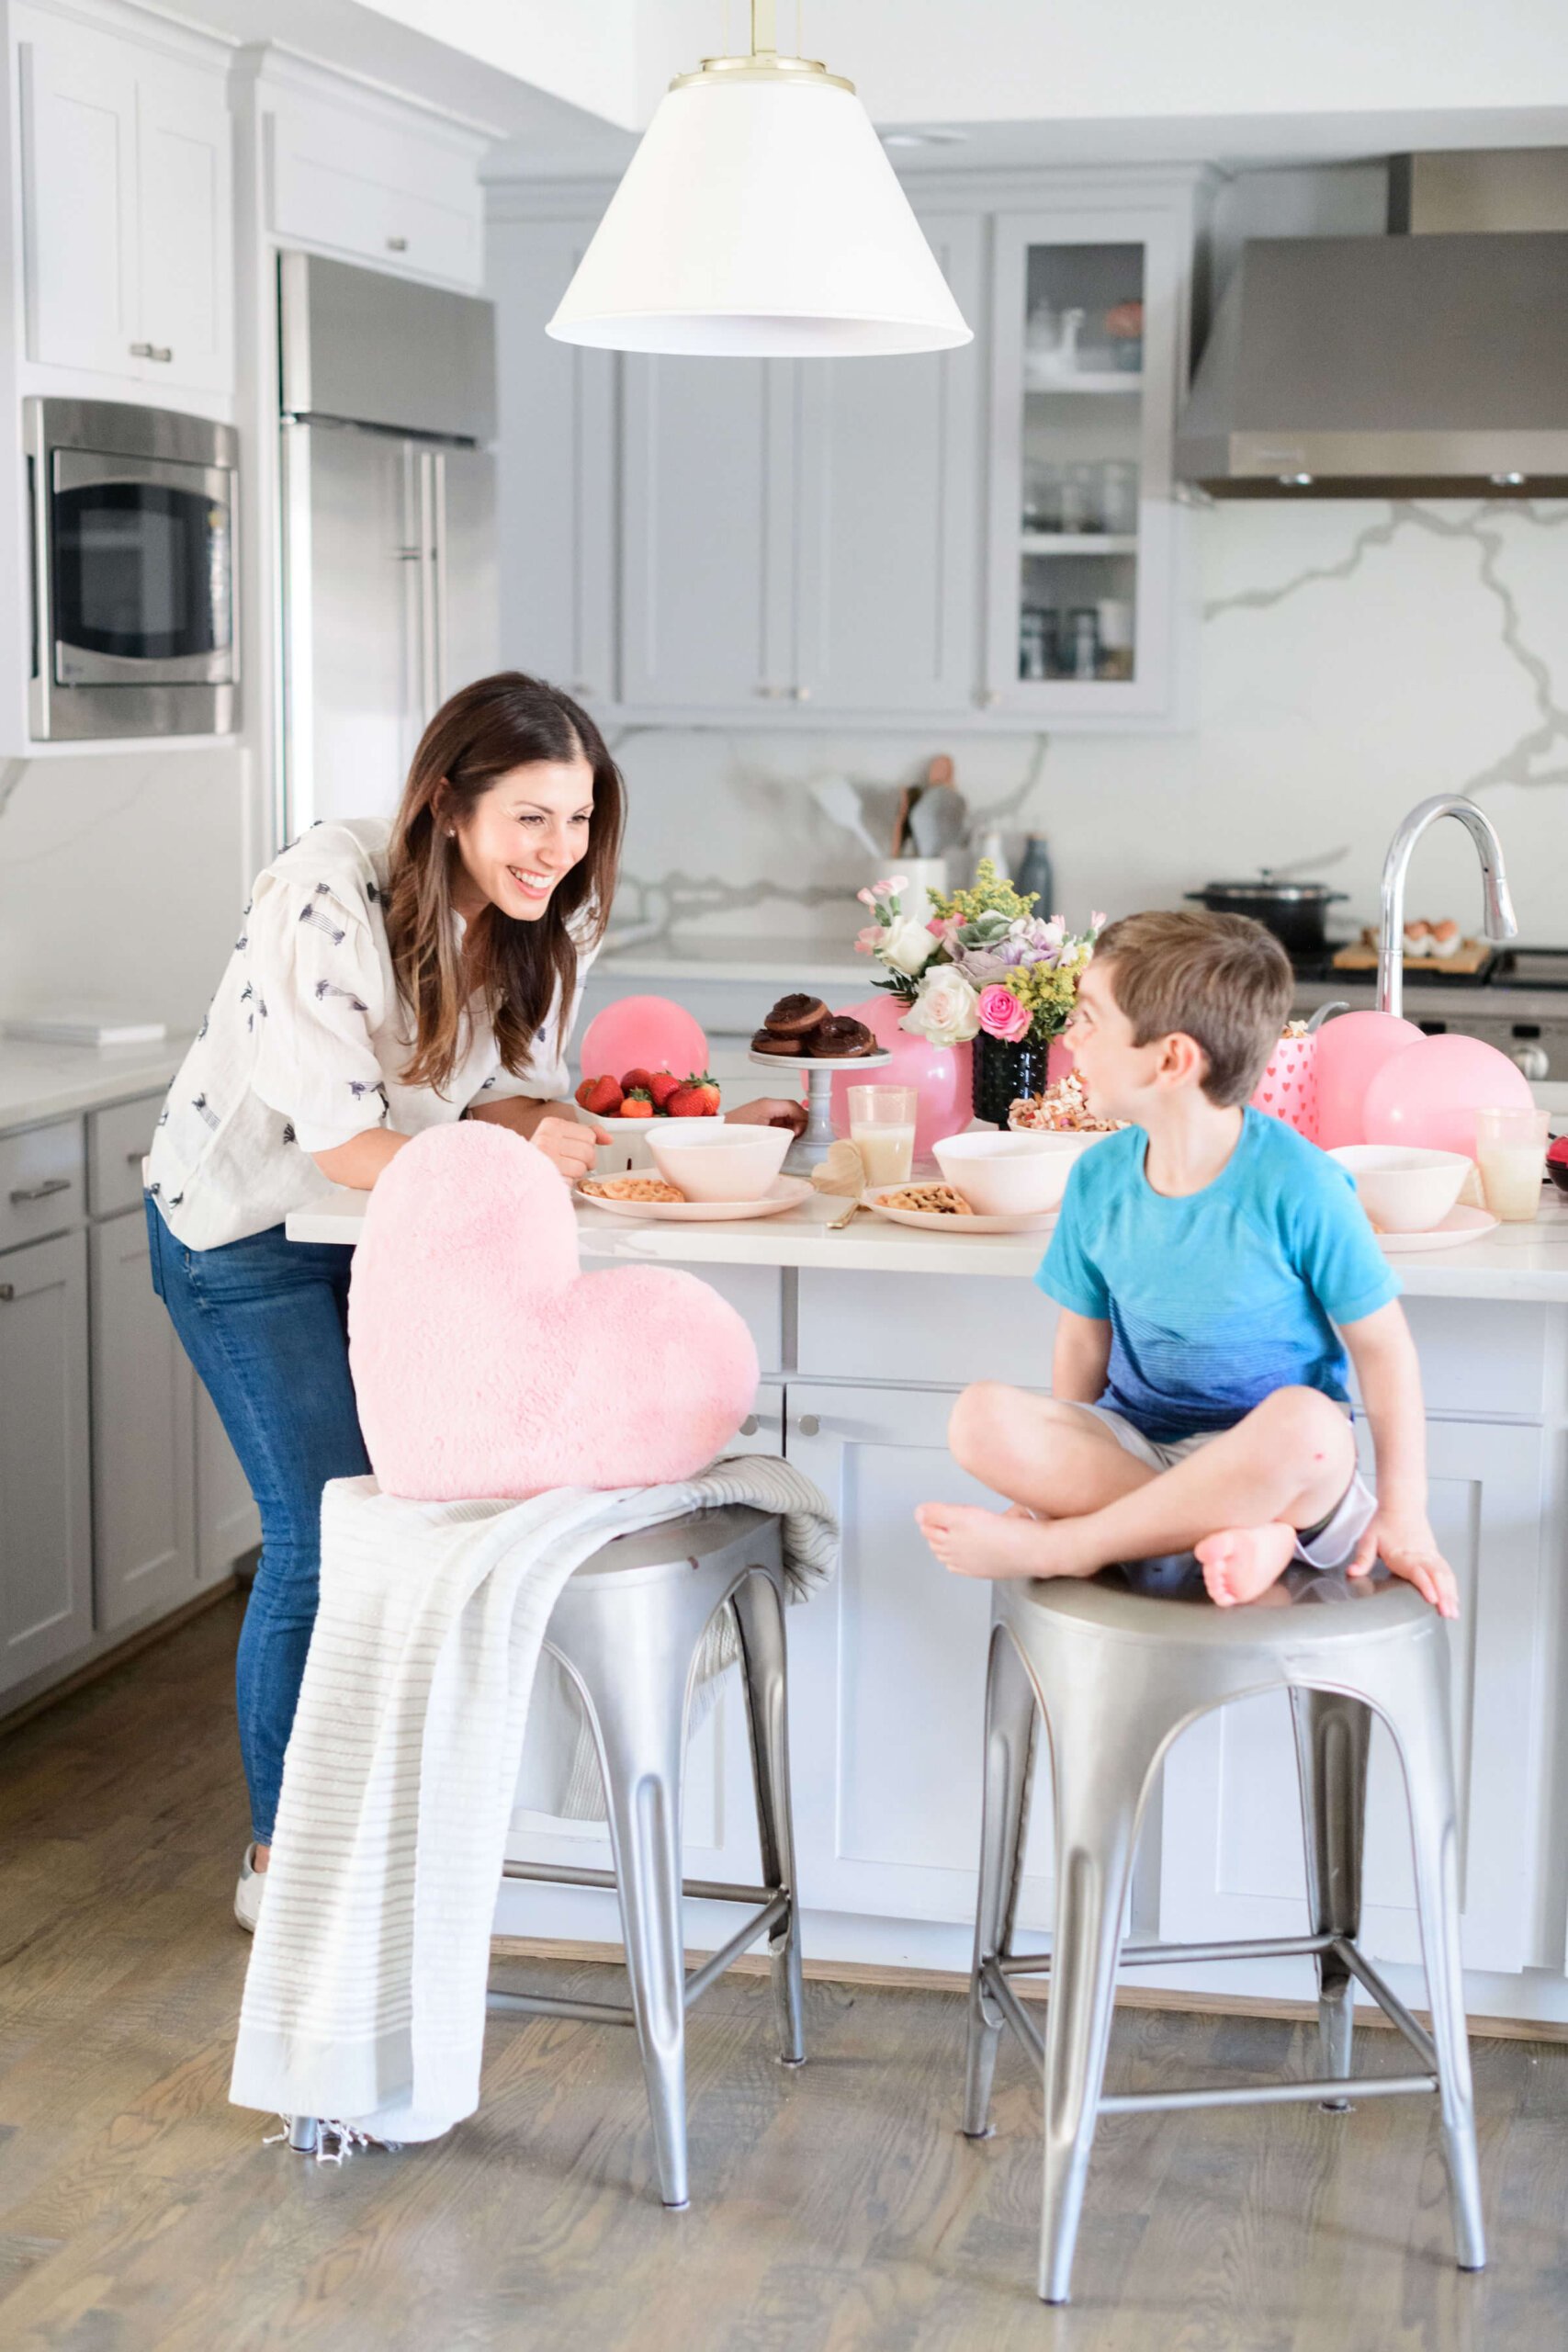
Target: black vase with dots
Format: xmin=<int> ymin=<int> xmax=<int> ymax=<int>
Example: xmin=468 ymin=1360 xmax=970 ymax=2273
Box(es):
xmin=972 ymin=1033 xmax=1053 ymax=1126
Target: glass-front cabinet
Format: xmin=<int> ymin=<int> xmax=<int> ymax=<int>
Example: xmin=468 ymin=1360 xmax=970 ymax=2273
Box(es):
xmin=985 ymin=191 xmax=1193 ymax=719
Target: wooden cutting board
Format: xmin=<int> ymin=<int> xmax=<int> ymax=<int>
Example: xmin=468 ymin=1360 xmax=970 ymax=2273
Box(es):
xmin=1332 ymin=934 xmax=1492 ymax=976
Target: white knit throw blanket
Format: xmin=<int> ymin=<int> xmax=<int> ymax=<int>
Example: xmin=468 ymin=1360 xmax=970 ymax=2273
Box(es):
xmin=230 ymin=1457 xmax=836 ymax=2144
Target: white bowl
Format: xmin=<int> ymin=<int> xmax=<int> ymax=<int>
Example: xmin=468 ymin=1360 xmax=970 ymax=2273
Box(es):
xmin=1328 ymin=1144 xmax=1472 ymax=1234
xmin=647 ymin=1120 xmax=793 ymax=1203
xmin=932 ymin=1129 xmax=1111 ymax=1217
xmin=590 ymin=1110 xmax=724 ymax=1173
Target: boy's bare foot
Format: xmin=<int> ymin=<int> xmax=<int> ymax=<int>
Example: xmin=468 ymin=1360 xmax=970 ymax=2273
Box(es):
xmin=1195 ymin=1521 xmax=1298 ymax=1608
xmin=916 ymin=1500 xmax=1084 ymax=1581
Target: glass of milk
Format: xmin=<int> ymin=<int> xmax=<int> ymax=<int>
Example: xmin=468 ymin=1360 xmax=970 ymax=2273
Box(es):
xmin=848 ymin=1086 xmax=918 ymax=1190
xmin=1476 ymin=1106 xmax=1550 ymax=1222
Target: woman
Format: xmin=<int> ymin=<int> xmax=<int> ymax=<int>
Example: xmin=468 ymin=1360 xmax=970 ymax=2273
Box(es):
xmin=145 ymin=673 xmax=800 ymax=1930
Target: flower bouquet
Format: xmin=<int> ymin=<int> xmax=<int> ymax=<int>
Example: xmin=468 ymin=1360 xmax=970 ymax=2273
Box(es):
xmin=854 ymin=863 xmax=1104 ymax=1124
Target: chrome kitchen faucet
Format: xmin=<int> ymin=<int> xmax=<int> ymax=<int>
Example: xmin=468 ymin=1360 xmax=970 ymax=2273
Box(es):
xmin=1378 ymin=796 xmax=1517 ymax=1020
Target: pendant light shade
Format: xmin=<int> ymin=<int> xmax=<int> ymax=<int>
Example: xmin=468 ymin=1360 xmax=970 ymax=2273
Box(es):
xmin=547 ymin=43 xmax=972 ymax=358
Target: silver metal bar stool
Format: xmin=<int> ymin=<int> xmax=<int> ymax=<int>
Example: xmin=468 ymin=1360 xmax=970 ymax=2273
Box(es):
xmin=483 ymin=1500 xmax=805 ymax=2209
xmin=963 ymin=1558 xmax=1485 ymax=2304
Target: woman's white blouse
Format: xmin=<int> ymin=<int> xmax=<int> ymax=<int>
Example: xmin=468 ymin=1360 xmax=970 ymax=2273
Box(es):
xmin=146 ymin=818 xmax=598 ymax=1250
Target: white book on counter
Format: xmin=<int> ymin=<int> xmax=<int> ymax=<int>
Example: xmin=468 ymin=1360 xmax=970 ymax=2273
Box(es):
xmin=2 ymin=1012 xmax=168 ymax=1047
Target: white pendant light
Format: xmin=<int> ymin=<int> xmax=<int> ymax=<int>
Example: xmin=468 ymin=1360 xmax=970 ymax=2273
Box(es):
xmin=547 ymin=1 xmax=972 ymax=358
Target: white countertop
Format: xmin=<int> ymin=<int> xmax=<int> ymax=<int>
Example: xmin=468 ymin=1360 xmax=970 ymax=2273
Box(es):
xmin=287 ymin=1182 xmax=1568 ymax=1301
xmin=0 ymin=1036 xmax=188 ymax=1133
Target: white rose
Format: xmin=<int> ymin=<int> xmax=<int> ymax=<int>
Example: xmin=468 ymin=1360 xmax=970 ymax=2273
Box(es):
xmin=900 ymin=966 xmax=981 ymax=1048
xmin=879 ymin=914 xmax=939 ymax=978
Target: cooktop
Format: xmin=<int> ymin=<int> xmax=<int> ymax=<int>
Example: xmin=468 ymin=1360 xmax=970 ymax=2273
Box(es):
xmin=1290 ymin=944 xmax=1568 ymax=991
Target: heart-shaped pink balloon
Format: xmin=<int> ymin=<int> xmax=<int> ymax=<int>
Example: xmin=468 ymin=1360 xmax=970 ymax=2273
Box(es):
xmin=349 ymin=1125 xmax=760 ymax=1501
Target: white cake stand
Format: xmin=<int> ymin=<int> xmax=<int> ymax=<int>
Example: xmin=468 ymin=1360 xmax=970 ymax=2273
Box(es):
xmin=748 ymin=1047 xmax=892 ymax=1172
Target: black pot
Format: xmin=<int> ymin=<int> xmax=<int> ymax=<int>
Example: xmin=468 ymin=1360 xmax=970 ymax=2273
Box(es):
xmin=973 ymin=1033 xmax=1054 ymax=1125
xmin=1184 ymin=877 xmax=1348 ymax=955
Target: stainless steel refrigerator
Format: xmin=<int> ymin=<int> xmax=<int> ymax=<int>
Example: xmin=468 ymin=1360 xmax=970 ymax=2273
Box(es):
xmin=277 ymin=251 xmax=498 ymax=835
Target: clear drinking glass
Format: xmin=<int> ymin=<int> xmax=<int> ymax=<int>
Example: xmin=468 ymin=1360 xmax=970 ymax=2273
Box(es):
xmin=1475 ymin=1105 xmax=1550 ymax=1222
xmin=848 ymin=1086 xmax=918 ymax=1190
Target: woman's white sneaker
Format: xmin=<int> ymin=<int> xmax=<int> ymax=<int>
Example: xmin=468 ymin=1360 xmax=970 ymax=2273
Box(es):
xmin=235 ymin=1843 xmax=266 ymax=1933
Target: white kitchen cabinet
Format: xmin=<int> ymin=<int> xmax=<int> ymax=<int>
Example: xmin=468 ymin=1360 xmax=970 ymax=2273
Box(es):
xmin=1158 ymin=1416 xmax=1546 ymax=1976
xmin=0 ymin=1227 xmax=92 ymax=1694
xmin=983 ymin=179 xmax=1198 ymax=720
xmin=488 ymin=209 xmax=616 ymax=707
xmin=16 ymin=6 xmax=232 ymax=394
xmin=265 ymin=76 xmax=485 ymax=291
xmin=794 ymin=211 xmax=983 ymax=714
xmin=90 ymin=1207 xmax=197 ymax=1634
xmin=784 ymin=1380 xmax=1055 ymax=1933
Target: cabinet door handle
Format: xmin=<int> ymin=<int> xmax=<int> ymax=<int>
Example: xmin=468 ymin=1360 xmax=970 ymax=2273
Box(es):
xmin=753 ymin=683 xmax=784 ymax=698
xmin=739 ymin=1414 xmax=760 ymax=1436
xmin=9 ymin=1177 xmax=70 ymax=1204
xmin=796 ymin=1413 xmax=821 ymax=1437
xmin=387 ymin=236 xmax=409 ymax=253
xmin=976 ymin=687 xmax=1001 ymax=707
xmin=130 ymin=342 xmax=173 ymax=362
xmin=0 ymin=1283 xmax=14 ymax=1303
xmin=791 ymin=684 xmax=812 ymax=701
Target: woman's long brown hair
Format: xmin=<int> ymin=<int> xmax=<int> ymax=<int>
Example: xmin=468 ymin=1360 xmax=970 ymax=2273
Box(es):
xmin=384 ymin=673 xmax=625 ymax=1094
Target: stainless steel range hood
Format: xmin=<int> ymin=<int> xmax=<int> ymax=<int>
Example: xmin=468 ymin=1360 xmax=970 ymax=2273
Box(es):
xmin=1177 ymin=214 xmax=1568 ymax=499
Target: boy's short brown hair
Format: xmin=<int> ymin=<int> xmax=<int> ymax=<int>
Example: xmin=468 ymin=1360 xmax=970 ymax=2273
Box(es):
xmin=1091 ymin=910 xmax=1292 ymax=1105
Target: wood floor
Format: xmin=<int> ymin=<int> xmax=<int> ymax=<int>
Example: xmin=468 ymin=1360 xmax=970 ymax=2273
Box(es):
xmin=1 ymin=1594 xmax=1564 ymax=2352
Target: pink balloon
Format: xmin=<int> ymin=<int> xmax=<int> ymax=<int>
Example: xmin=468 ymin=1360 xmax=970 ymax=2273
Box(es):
xmin=1314 ymin=1011 xmax=1424 ymax=1148
xmin=827 ymin=995 xmax=974 ymax=1159
xmin=1363 ymin=1033 xmax=1534 ymax=1158
xmin=578 ymin=995 xmax=709 ymax=1085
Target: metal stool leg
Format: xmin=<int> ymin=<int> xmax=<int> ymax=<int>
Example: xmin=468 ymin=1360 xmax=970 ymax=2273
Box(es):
xmin=576 ymin=1663 xmax=693 ymax=2210
xmin=1292 ymin=1686 xmax=1371 ymax=2102
xmin=1038 ymin=1715 xmax=1161 ymax=2305
xmin=963 ymin=1624 xmax=1038 ymax=2139
xmin=732 ymin=1566 xmax=806 ymax=2067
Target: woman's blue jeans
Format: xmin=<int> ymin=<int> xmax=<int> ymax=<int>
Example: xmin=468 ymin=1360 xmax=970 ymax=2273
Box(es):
xmin=144 ymin=1194 xmax=370 ymax=1844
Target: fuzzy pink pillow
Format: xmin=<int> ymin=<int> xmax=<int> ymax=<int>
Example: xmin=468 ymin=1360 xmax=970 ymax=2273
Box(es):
xmin=348 ymin=1123 xmax=760 ymax=1501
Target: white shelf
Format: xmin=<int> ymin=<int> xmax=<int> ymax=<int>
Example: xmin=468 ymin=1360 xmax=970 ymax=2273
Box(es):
xmin=1021 ymin=534 xmax=1138 ymax=557
xmin=1023 ymin=372 xmax=1143 ymax=396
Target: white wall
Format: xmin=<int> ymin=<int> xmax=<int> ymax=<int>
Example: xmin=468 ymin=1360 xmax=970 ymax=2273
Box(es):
xmin=0 ymin=750 xmax=251 ymax=1031
xmin=608 ymin=496 xmax=1568 ymax=951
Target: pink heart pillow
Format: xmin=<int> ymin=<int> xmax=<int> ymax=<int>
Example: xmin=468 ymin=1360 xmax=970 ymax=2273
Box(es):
xmin=348 ymin=1124 xmax=760 ymax=1501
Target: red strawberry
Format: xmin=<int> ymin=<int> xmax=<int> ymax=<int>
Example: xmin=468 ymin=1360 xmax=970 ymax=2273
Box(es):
xmin=620 ymin=1088 xmax=654 ymax=1119
xmin=576 ymin=1074 xmax=623 ymax=1117
xmin=620 ymin=1067 xmax=655 ymax=1094
xmin=682 ymin=1070 xmax=721 ymax=1114
xmin=666 ymin=1084 xmax=709 ymax=1118
xmin=649 ymin=1070 xmax=683 ymax=1112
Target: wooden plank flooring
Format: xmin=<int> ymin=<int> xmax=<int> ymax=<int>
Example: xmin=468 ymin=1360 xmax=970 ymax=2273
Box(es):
xmin=2 ymin=1592 xmax=1565 ymax=2350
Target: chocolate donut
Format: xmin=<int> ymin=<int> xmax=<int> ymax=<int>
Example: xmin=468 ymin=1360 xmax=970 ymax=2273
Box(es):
xmin=750 ymin=1029 xmax=803 ymax=1056
xmin=809 ymin=1016 xmax=875 ymax=1057
xmin=763 ymin=992 xmax=829 ymax=1037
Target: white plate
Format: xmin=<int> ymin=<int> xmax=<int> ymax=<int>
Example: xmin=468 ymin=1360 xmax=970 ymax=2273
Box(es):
xmin=746 ymin=1048 xmax=893 ymax=1074
xmin=576 ymin=1175 xmax=815 ymax=1223
xmin=1376 ymin=1204 xmax=1500 ymax=1253
xmin=863 ymin=1185 xmax=1059 ymax=1237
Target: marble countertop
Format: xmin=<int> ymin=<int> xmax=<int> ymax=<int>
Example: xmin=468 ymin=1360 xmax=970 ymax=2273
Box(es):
xmin=0 ymin=1036 xmax=187 ymax=1133
xmin=594 ymin=931 xmax=867 ymax=989
xmin=287 ymin=1183 xmax=1568 ymax=1301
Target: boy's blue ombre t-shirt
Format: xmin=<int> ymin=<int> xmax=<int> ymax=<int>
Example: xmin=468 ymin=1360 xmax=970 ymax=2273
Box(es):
xmin=1036 ymin=1109 xmax=1400 ymax=1443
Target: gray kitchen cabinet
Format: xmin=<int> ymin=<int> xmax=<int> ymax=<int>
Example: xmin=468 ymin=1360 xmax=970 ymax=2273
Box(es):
xmin=195 ymin=1383 xmax=260 ymax=1586
xmin=794 ymin=211 xmax=983 ymax=714
xmin=90 ymin=1208 xmax=197 ymax=1634
xmin=0 ymin=1228 xmax=93 ymax=1695
xmin=487 ymin=206 xmax=616 ymax=707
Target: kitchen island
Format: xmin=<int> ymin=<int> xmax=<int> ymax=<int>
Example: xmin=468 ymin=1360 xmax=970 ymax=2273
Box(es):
xmin=288 ymin=1185 xmax=1568 ymax=2036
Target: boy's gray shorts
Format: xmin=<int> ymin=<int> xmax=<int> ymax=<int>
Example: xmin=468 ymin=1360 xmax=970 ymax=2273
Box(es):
xmin=1068 ymin=1400 xmax=1378 ymax=1570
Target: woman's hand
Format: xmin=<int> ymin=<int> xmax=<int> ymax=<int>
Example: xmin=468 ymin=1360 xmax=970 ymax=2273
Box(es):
xmin=528 ymin=1107 xmax=601 ymax=1185
xmin=727 ymin=1095 xmax=807 ymax=1138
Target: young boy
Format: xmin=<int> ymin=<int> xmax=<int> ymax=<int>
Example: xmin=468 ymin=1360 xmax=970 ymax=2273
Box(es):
xmin=917 ymin=910 xmax=1458 ymax=1616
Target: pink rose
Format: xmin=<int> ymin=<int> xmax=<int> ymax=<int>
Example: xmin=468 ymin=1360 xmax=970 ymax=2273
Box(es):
xmin=853 ymin=925 xmax=884 ymax=955
xmin=977 ymin=985 xmax=1031 ymax=1044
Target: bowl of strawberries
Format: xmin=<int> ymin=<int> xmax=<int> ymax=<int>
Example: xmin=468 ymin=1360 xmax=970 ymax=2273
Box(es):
xmin=575 ymin=1067 xmax=724 ymax=1171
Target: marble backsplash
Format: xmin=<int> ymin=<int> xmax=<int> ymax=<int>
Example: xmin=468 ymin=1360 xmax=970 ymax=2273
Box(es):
xmin=608 ymin=498 xmax=1568 ymax=954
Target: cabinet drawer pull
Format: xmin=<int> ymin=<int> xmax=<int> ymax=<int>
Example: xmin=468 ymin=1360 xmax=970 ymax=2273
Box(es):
xmin=791 ymin=684 xmax=812 ymax=701
xmin=130 ymin=342 xmax=173 ymax=362
xmin=739 ymin=1414 xmax=760 ymax=1437
xmin=796 ymin=1413 xmax=821 ymax=1437
xmin=753 ymin=683 xmax=784 ymax=698
xmin=387 ymin=236 xmax=409 ymax=253
xmin=9 ymin=1177 xmax=70 ymax=1204
xmin=0 ymin=1283 xmax=14 ymax=1302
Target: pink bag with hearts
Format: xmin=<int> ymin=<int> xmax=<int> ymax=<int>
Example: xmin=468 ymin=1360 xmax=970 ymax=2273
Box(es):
xmin=1251 ymin=1031 xmax=1319 ymax=1142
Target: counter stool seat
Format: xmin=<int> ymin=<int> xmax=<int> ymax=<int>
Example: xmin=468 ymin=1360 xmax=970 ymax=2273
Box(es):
xmin=964 ymin=1557 xmax=1485 ymax=2304
xmin=287 ymin=1502 xmax=804 ymax=2208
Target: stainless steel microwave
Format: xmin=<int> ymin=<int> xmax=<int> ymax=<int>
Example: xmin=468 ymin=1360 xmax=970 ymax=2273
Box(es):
xmin=24 ymin=399 xmax=239 ymax=741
